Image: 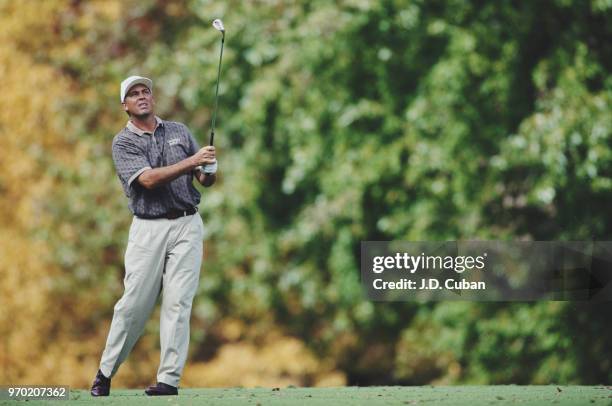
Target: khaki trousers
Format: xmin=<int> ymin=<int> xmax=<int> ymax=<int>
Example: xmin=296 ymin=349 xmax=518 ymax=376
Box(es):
xmin=99 ymin=213 xmax=204 ymax=387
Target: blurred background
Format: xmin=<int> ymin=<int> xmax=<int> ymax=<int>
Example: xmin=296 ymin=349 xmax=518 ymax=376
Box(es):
xmin=0 ymin=0 xmax=611 ymax=388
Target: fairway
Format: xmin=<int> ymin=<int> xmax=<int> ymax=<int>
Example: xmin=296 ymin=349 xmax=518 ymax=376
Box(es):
xmin=4 ymin=386 xmax=611 ymax=405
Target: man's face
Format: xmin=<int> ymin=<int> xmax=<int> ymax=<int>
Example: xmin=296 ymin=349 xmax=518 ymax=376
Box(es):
xmin=122 ymin=84 xmax=154 ymax=117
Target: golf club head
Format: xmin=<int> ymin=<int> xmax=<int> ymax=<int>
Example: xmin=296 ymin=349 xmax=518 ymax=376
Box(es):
xmin=212 ymin=19 xmax=225 ymax=34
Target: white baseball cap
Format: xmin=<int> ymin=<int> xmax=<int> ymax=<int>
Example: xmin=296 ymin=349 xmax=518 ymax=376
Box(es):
xmin=120 ymin=75 xmax=153 ymax=102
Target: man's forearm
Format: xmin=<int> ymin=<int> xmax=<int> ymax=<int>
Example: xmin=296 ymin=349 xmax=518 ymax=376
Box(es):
xmin=195 ymin=170 xmax=216 ymax=187
xmin=138 ymin=157 xmax=196 ymax=189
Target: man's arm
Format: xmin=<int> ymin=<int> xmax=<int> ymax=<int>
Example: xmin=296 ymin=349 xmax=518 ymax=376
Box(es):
xmin=138 ymin=146 xmax=215 ymax=189
xmin=138 ymin=158 xmax=196 ymax=189
xmin=193 ymin=145 xmax=217 ymax=187
xmin=183 ymin=125 xmax=216 ymax=188
xmin=194 ymin=170 xmax=216 ymax=187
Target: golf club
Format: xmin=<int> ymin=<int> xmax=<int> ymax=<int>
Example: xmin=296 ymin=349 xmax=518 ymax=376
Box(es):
xmin=209 ymin=18 xmax=225 ymax=146
xmin=199 ymin=18 xmax=225 ymax=174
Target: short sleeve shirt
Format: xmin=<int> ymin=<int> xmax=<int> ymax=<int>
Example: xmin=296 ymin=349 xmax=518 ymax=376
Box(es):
xmin=112 ymin=116 xmax=201 ymax=217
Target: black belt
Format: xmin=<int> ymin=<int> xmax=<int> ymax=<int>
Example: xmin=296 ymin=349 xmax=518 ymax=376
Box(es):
xmin=137 ymin=207 xmax=197 ymax=220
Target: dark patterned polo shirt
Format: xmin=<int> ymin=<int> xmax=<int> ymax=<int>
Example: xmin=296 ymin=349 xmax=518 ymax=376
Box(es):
xmin=112 ymin=116 xmax=201 ymax=217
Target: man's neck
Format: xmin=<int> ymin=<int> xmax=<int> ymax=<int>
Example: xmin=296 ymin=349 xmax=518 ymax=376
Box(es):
xmin=130 ymin=114 xmax=157 ymax=133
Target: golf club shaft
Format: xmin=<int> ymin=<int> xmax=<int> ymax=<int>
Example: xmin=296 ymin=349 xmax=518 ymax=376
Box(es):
xmin=209 ymin=35 xmax=225 ymax=146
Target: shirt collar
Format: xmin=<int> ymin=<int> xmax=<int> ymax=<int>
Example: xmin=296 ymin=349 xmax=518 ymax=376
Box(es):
xmin=126 ymin=116 xmax=164 ymax=136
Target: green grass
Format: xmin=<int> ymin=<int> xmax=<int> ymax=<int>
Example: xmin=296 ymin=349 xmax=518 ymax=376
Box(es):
xmin=3 ymin=386 xmax=611 ymax=405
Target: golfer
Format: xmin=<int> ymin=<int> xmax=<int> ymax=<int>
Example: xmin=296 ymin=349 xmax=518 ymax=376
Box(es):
xmin=90 ymin=76 xmax=217 ymax=396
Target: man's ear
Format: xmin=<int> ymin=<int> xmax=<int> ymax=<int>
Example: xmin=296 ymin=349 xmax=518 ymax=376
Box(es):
xmin=122 ymin=102 xmax=128 ymax=112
